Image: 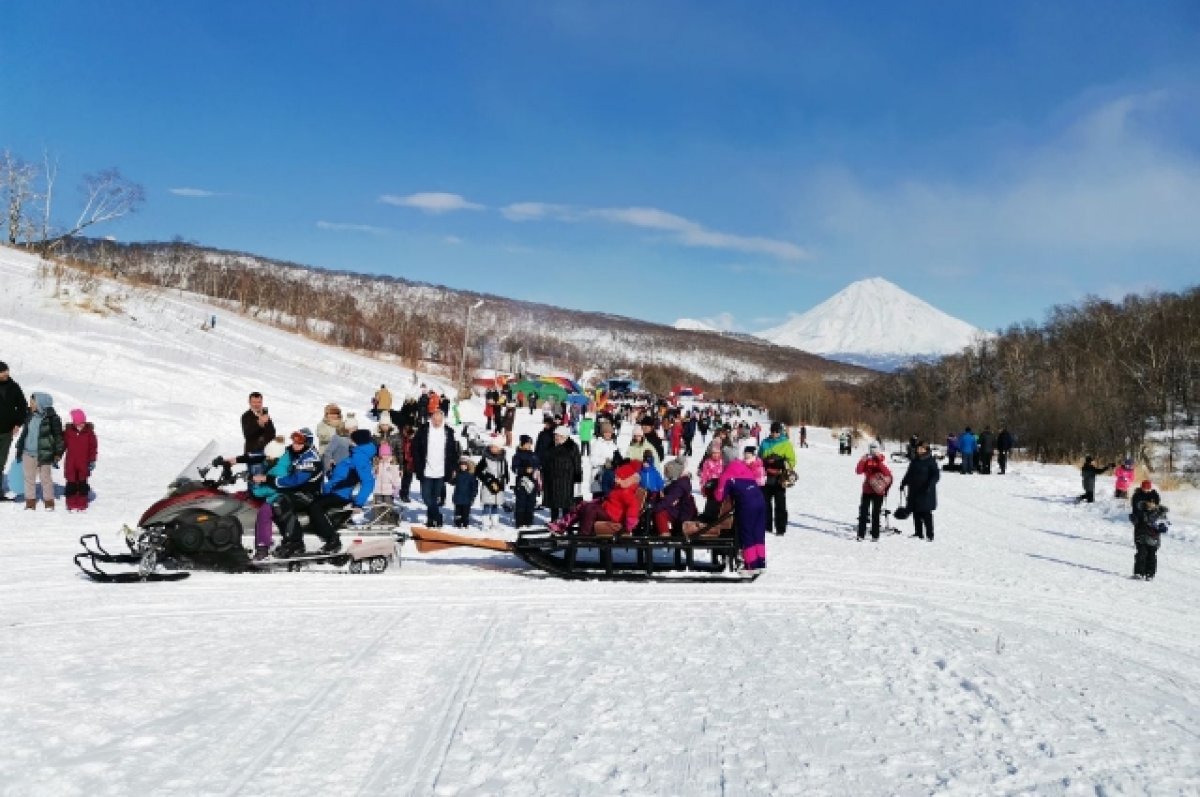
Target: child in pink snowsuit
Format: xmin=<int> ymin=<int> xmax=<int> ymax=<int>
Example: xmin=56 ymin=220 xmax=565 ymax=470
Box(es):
xmin=63 ymin=409 xmax=98 ymax=511
xmin=1113 ymin=459 xmax=1136 ymax=499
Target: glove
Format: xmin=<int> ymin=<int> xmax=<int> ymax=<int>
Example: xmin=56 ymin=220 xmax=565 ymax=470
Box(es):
xmin=88 ymin=462 xmax=96 ymax=473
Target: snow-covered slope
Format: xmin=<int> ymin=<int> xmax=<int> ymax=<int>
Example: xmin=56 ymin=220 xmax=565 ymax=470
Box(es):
xmin=673 ymin=317 xmax=719 ymax=332
xmin=759 ymin=277 xmax=986 ymax=370
xmin=2 ymin=247 xmax=1199 ymax=795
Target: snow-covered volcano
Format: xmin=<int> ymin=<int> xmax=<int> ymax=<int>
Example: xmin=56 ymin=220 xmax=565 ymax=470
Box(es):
xmin=757 ymin=277 xmax=985 ymax=370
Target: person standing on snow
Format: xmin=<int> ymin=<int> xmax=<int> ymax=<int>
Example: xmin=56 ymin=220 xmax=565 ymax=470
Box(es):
xmin=62 ymin=408 xmax=98 ymax=512
xmin=758 ymin=421 xmax=796 ymax=536
xmin=412 ymin=409 xmax=458 ymax=528
xmin=1113 ymin=458 xmax=1136 ymax=499
xmin=16 ymin=391 xmax=64 ymax=510
xmin=956 ymin=427 xmax=977 ymax=475
xmin=1076 ymin=455 xmax=1114 ymax=504
xmin=899 ymin=439 xmax=939 ymax=540
xmin=714 ymin=446 xmax=768 ymax=572
xmin=240 ymin=392 xmax=276 ymax=457
xmin=1130 ymin=479 xmax=1166 ymax=581
xmin=995 ymin=427 xmax=1013 ymax=474
xmin=855 ymin=441 xmax=893 ymax=541
xmin=0 ymin=362 xmax=29 ymax=500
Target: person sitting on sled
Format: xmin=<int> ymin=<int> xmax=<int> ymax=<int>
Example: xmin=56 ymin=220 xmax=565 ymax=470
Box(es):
xmin=225 ymin=437 xmax=290 ymax=559
xmin=547 ymin=460 xmax=642 ymax=536
xmin=313 ymin=428 xmax=377 ymax=549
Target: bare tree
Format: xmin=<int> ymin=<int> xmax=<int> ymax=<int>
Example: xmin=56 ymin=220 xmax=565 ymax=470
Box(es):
xmin=43 ymin=168 xmax=144 ymax=250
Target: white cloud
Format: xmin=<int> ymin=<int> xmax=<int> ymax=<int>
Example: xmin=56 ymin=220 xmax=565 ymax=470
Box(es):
xmin=698 ymin=311 xmax=739 ymax=332
xmin=802 ymin=89 xmax=1200 ymax=270
xmin=444 ymin=235 xmax=463 ymax=245
xmin=316 ymin=221 xmax=390 ymax=235
xmin=379 ymin=192 xmax=485 ymax=214
xmin=501 ymin=202 xmax=573 ymax=222
xmin=169 ymin=187 xmax=220 ymax=198
xmin=498 ymin=201 xmax=807 ymax=261
xmin=587 ymin=206 xmax=809 ymax=261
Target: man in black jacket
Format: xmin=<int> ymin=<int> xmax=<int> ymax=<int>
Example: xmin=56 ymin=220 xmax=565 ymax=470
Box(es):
xmin=1076 ymin=456 xmax=1114 ymax=503
xmin=995 ymin=427 xmax=1014 ymax=474
xmin=900 ymin=440 xmax=940 ymax=540
xmin=412 ymin=410 xmax=458 ymax=527
xmin=240 ymin=392 xmax=276 ymax=456
xmin=0 ymin=362 xmax=28 ymax=500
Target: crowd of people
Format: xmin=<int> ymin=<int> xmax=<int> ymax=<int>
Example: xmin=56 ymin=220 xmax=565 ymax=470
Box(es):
xmin=1 ymin=358 xmax=1175 ymax=580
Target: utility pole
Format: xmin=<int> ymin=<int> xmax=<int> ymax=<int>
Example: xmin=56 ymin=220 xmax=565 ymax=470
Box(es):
xmin=458 ymin=299 xmax=484 ymax=393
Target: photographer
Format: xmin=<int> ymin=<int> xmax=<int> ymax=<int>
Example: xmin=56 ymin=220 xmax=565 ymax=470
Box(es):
xmin=854 ymin=442 xmax=893 ymax=541
xmin=241 ymin=392 xmax=276 ymax=456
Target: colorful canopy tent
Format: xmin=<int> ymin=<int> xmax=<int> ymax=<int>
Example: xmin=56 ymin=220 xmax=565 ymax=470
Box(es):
xmin=507 ymin=378 xmax=570 ymax=401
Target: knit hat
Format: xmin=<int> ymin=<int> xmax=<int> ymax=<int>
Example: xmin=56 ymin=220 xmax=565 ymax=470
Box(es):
xmin=350 ymin=429 xmax=372 ymax=445
xmin=488 ymin=434 xmax=505 ymax=448
xmin=868 ymin=442 xmax=880 ymax=453
xmin=343 ymin=413 xmax=359 ymax=432
xmin=379 ymin=443 xmax=393 ymax=459
xmin=615 ymin=461 xmax=641 ymax=483
xmin=770 ymin=421 xmax=783 ymax=434
xmin=1124 ymin=458 xmax=1134 ymax=467
xmin=554 ymin=425 xmax=571 ymax=438
xmin=1141 ymin=479 xmax=1152 ymax=490
xmin=70 ymin=408 xmax=87 ymax=425
xmin=664 ymin=457 xmax=686 ymax=483
xmin=264 ymin=439 xmax=286 ymax=460
xmin=519 ymin=434 xmax=532 ymax=446
xmin=0 ymin=361 xmax=7 ymax=372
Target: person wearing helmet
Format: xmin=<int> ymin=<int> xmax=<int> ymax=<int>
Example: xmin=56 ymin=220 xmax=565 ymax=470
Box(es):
xmin=758 ymin=421 xmax=796 ymax=535
xmin=262 ymin=428 xmax=324 ymax=557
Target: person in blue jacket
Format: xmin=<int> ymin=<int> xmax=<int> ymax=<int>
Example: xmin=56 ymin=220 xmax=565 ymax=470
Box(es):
xmin=265 ymin=427 xmax=326 ymax=557
xmin=311 ymin=428 xmax=377 ymax=550
xmin=957 ymin=427 xmax=977 ymax=475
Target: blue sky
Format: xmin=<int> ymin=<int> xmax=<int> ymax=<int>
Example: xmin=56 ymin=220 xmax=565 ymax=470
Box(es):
xmin=3 ymin=0 xmax=1198 ymax=333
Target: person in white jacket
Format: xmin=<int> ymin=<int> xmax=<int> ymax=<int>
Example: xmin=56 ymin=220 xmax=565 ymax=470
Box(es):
xmin=587 ymin=420 xmax=619 ymax=497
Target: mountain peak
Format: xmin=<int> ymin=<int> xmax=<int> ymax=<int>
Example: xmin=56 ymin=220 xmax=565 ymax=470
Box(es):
xmin=757 ymin=277 xmax=985 ymax=369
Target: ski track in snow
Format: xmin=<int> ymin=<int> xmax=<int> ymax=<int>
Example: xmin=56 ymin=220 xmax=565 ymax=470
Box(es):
xmin=1 ymin=247 xmax=1199 ymax=796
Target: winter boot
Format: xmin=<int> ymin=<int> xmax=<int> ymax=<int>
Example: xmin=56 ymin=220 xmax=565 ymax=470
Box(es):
xmin=253 ymin=546 xmax=271 ymax=561
xmin=319 ymin=535 xmax=342 ymax=554
xmin=44 ymin=499 xmax=55 ymax=511
xmin=25 ymin=499 xmax=37 ymax=510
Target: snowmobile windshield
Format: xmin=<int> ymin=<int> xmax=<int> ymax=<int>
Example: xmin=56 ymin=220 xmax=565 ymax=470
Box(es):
xmin=171 ymin=440 xmax=223 ymax=488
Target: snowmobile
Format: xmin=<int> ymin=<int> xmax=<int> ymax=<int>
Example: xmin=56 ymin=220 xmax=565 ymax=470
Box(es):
xmin=74 ymin=442 xmax=406 ymax=582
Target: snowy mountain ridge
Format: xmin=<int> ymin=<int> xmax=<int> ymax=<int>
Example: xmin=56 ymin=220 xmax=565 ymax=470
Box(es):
xmin=758 ymin=277 xmax=987 ymax=370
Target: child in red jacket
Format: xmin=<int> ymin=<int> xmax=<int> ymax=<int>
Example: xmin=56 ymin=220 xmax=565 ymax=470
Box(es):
xmin=63 ymin=408 xmax=98 ymax=512
xmin=548 ymin=460 xmax=642 ymax=535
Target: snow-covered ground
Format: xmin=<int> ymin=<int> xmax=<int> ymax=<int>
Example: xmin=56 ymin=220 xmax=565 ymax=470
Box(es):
xmin=1 ymin=247 xmax=1198 ymax=796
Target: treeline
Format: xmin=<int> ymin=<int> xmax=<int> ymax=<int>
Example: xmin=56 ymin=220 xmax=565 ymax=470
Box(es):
xmin=859 ymin=288 xmax=1200 ymax=466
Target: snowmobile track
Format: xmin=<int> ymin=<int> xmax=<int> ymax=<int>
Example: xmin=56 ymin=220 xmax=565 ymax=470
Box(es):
xmin=223 ymin=614 xmax=403 ymax=797
xmin=354 ymin=613 xmax=498 ymax=796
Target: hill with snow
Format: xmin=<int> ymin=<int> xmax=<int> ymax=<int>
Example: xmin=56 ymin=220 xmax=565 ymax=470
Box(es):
xmin=673 ymin=317 xmax=719 ymax=332
xmin=758 ymin=277 xmax=987 ymax=370
xmin=2 ymin=245 xmax=1199 ymax=794
xmin=62 ymin=238 xmax=867 ymax=384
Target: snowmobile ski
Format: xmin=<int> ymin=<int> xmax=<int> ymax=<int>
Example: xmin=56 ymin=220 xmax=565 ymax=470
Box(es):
xmin=74 ymin=534 xmax=190 ymax=582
